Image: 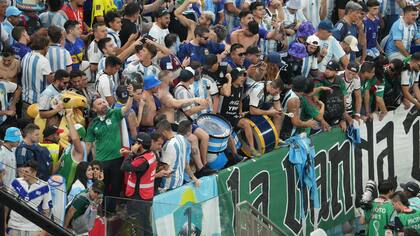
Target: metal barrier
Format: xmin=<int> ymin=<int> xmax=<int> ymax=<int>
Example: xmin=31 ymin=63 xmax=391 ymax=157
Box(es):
xmin=235 ymin=201 xmax=287 ymax=236
xmin=104 ymin=196 xmax=155 ymax=236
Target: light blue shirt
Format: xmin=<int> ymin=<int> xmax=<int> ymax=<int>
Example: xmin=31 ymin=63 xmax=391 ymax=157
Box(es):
xmin=385 ymin=17 xmax=420 ymax=55
xmin=318 ymin=36 xmax=345 ymax=72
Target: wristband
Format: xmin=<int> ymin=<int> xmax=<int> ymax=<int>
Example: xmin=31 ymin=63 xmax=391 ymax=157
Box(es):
xmin=129 ymin=94 xmax=134 ymax=97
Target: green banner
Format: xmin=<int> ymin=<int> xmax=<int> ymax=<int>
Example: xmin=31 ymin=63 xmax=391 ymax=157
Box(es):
xmin=217 ymin=128 xmax=355 ymax=235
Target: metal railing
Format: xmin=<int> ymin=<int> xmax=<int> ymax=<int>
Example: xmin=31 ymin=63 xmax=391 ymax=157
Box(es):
xmin=235 ymin=201 xmax=287 ymax=236
xmin=0 ymin=186 xmax=74 ymax=236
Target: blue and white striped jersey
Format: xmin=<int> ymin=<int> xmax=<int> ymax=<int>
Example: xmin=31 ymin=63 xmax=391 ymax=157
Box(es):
xmin=46 ymin=44 xmax=73 ymax=72
xmin=21 ymin=51 xmax=52 ymax=104
xmin=160 ymin=134 xmax=191 ymax=191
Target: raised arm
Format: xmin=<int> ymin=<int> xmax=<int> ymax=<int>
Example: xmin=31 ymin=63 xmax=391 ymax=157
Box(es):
xmin=122 ymin=84 xmax=134 ymax=115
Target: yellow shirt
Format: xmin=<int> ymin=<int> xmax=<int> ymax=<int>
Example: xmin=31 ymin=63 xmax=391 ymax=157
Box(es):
xmin=92 ymin=0 xmax=117 ymax=26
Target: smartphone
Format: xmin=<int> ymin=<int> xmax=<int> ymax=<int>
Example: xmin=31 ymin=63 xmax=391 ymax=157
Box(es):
xmin=141 ymin=35 xmax=157 ymax=44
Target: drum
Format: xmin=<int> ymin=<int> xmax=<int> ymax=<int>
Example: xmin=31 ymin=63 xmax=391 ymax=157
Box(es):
xmin=239 ymin=115 xmax=279 ymax=157
xmin=48 ymin=175 xmax=67 ymax=226
xmin=231 ymin=131 xmax=242 ymax=151
xmin=196 ymin=114 xmax=232 ymax=153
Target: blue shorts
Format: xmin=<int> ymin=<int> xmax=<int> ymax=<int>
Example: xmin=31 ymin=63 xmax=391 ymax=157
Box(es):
xmin=192 ymin=124 xmax=199 ymax=133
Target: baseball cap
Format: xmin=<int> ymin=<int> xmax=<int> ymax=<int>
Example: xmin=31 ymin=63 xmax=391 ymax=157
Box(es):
xmin=246 ymin=46 xmax=261 ymax=55
xmin=43 ymin=126 xmax=64 ymax=137
xmin=155 ymin=8 xmax=170 ymax=18
xmin=286 ymin=0 xmax=301 ymax=10
xmin=318 ymin=20 xmax=334 ymax=32
xmin=4 ymin=127 xmax=23 ymax=142
xmin=400 ymin=181 xmax=420 ymax=196
xmin=231 ymin=68 xmax=246 ymax=81
xmin=179 ymin=67 xmax=195 ymax=81
xmin=343 ymin=35 xmax=359 ymax=52
xmin=266 ymin=52 xmax=286 ymax=68
xmin=91 ymin=180 xmax=105 ymax=194
xmin=6 ymin=6 xmax=22 ymax=17
xmin=136 ymin=132 xmax=152 ymax=147
xmin=347 ymin=62 xmax=359 ymax=73
xmin=326 ymin=60 xmax=340 ymax=71
xmin=144 ymin=75 xmax=161 ymax=90
xmin=306 ymin=35 xmax=320 ymax=46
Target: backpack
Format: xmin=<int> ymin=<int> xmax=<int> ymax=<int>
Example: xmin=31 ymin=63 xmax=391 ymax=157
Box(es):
xmin=319 ymin=81 xmax=345 ymax=125
xmin=27 ymin=145 xmax=52 ymax=181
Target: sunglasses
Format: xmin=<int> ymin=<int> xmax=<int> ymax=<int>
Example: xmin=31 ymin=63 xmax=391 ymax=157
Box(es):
xmin=238 ymin=53 xmax=246 ymax=57
xmin=201 ymin=36 xmax=209 ymax=40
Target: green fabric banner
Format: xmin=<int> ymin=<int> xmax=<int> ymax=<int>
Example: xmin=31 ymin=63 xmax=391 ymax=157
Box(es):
xmin=217 ymin=128 xmax=355 ymax=235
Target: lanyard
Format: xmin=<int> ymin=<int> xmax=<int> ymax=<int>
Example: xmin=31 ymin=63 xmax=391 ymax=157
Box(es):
xmin=67 ymin=3 xmax=81 ymax=25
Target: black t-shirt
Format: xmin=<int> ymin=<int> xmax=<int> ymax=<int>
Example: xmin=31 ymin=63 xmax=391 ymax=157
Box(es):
xmin=219 ymin=85 xmax=243 ymax=125
xmin=120 ymin=18 xmax=138 ymax=46
xmin=203 ymin=65 xmax=229 ymax=88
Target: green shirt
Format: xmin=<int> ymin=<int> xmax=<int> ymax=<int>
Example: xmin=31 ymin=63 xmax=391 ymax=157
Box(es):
xmin=300 ymin=95 xmax=320 ymax=121
xmin=361 ymin=77 xmax=386 ymax=109
xmin=85 ymin=108 xmax=124 ymax=161
xmin=396 ymin=210 xmax=420 ymax=232
xmin=365 ymin=200 xmax=395 ymax=236
xmin=71 ymin=190 xmax=91 ymax=220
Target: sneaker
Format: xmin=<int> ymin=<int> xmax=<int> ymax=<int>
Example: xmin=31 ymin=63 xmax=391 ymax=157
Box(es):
xmin=250 ymin=147 xmax=261 ymax=157
xmin=195 ymin=165 xmax=217 ymax=178
xmin=234 ymin=154 xmax=247 ymax=163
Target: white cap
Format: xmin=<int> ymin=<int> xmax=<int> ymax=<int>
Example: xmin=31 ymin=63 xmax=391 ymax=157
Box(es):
xmin=306 ymin=35 xmax=320 ymax=46
xmin=343 ymin=35 xmax=359 ymax=52
xmin=310 ymin=229 xmax=328 ymax=236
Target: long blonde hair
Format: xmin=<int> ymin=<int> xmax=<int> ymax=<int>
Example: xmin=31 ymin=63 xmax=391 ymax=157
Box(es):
xmin=265 ymin=61 xmax=280 ymax=81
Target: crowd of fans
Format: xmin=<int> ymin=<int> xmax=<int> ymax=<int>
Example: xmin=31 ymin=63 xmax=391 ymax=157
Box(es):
xmin=0 ymin=0 xmax=418 ymax=234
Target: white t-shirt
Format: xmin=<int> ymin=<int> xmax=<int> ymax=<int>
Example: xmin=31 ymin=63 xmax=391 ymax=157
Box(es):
xmin=96 ymin=72 xmax=115 ymax=99
xmin=8 ymin=178 xmax=52 ymax=232
xmin=342 ymin=75 xmax=361 ymax=113
xmin=148 ymin=23 xmax=170 ymax=45
xmin=401 ymin=70 xmax=419 ymax=88
xmin=0 ymin=145 xmax=16 ymax=187
xmin=248 ymin=82 xmax=280 ymax=108
xmin=87 ymin=40 xmax=103 ymax=64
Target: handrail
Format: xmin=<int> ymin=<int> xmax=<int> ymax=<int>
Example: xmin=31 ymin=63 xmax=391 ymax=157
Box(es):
xmin=0 ymin=186 xmax=74 ymax=236
xmin=235 ymin=201 xmax=287 ymax=235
